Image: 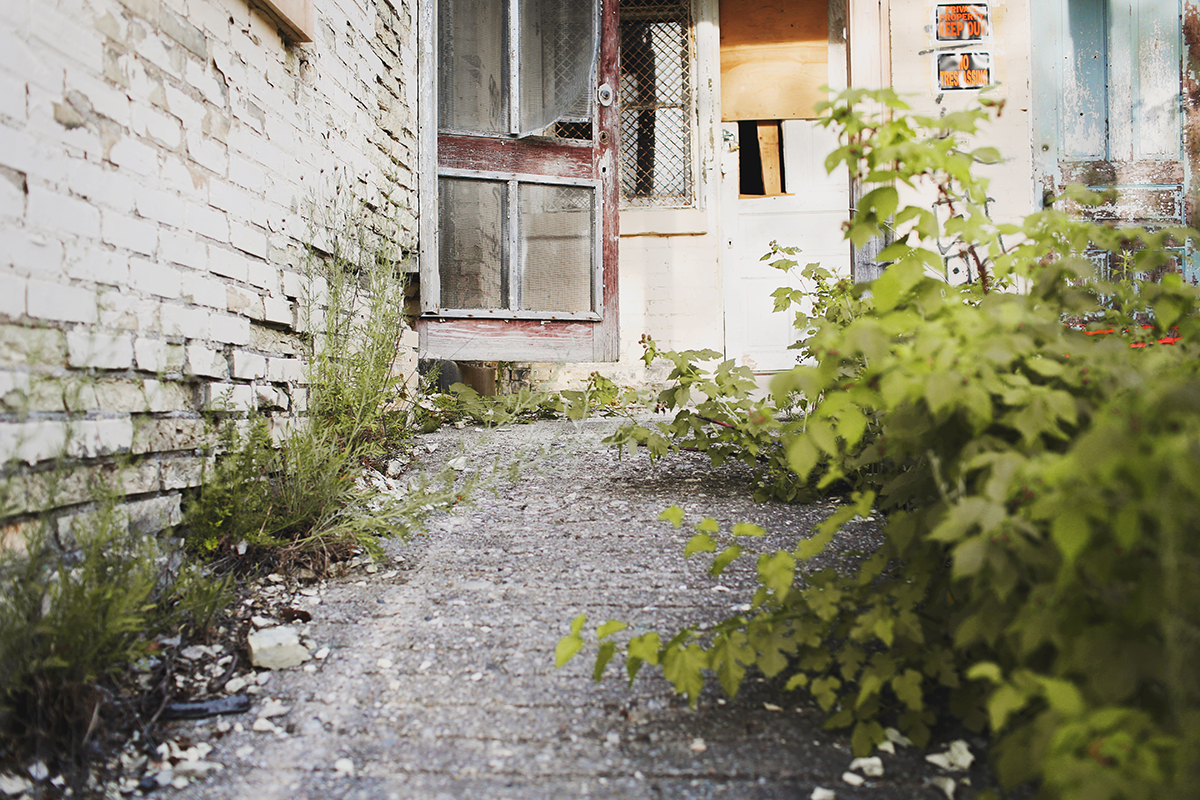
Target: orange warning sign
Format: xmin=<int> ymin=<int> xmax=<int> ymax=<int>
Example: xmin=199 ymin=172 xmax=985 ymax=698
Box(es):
xmin=938 ymin=52 xmax=992 ymax=90
xmin=935 ymin=4 xmax=990 ymax=41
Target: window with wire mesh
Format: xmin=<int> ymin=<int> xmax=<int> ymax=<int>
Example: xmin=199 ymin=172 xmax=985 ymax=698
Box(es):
xmin=619 ymin=0 xmax=694 ymax=208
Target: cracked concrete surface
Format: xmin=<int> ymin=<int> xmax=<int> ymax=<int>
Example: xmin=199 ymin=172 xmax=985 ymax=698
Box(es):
xmin=161 ymin=418 xmax=984 ymax=800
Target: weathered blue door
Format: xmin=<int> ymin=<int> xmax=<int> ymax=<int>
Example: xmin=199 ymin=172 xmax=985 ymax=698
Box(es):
xmin=1031 ymin=0 xmax=1197 ymax=283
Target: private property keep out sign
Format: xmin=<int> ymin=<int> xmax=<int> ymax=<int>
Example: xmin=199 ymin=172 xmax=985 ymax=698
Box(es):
xmin=935 ymin=4 xmax=990 ymax=40
xmin=938 ymin=52 xmax=992 ymax=90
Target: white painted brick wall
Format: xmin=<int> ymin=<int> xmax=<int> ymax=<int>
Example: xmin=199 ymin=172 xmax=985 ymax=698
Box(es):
xmin=1 ymin=0 xmax=420 ymax=532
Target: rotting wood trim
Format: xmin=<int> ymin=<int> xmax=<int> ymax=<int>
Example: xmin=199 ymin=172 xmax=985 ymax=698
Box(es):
xmin=1059 ymin=161 xmax=1186 ymax=187
xmin=419 ymin=318 xmax=598 ymax=362
xmin=249 ymin=0 xmax=314 ymax=43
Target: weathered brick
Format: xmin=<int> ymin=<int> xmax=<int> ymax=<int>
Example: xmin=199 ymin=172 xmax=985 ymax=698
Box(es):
xmin=160 ymin=4 xmax=208 ymax=59
xmin=161 ymin=304 xmax=210 ymax=339
xmin=230 ymin=220 xmax=269 ymax=259
xmin=226 ymin=284 xmax=264 ymax=319
xmin=67 ymin=418 xmax=134 ymax=459
xmin=180 ymin=271 xmax=226 ymax=308
xmin=66 ymin=329 xmax=133 ymax=369
xmin=229 ymin=349 xmax=266 ymax=379
xmin=267 ymin=356 xmax=304 ymax=384
xmin=64 ymin=244 xmax=129 ymax=286
xmin=108 ymin=135 xmax=158 ymax=176
xmin=27 ymin=186 xmax=100 ymax=238
xmin=129 ymin=257 xmax=181 ymax=298
xmin=27 ymin=279 xmax=97 ymax=323
xmin=135 ymin=187 xmax=186 ymax=228
xmin=0 ymin=270 xmax=25 ymax=318
xmin=185 ymin=201 xmax=228 ymax=243
xmin=0 ymin=419 xmax=69 ymax=465
xmin=133 ymin=337 xmax=185 ymax=373
xmin=131 ymin=417 xmax=208 ymax=454
xmin=203 ymin=381 xmax=253 ymax=411
xmin=246 ymin=258 xmax=278 ymax=291
xmin=101 ymin=209 xmax=158 ymax=256
xmin=125 ymin=494 xmax=183 ymax=535
xmin=184 ymin=343 xmax=226 ymax=378
xmin=262 ymin=294 xmax=293 ymax=325
xmin=160 ymin=454 xmax=203 ymax=489
xmin=209 ymin=245 xmax=249 ymax=282
xmin=209 ymin=312 xmax=250 ymax=345
xmin=160 ymin=230 xmax=206 ymax=269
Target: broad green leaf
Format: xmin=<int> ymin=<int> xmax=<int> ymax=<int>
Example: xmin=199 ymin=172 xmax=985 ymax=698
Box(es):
xmin=1051 ymin=514 xmax=1091 ymax=566
xmin=851 ymin=720 xmax=885 ymax=757
xmin=556 ymin=634 xmax=584 ymax=668
xmin=662 ymin=643 xmax=708 ymax=703
xmin=570 ymin=613 xmax=587 ymax=635
xmin=627 ymin=632 xmax=662 ymax=666
xmin=785 ymin=673 xmax=810 ymax=691
xmin=1038 ymin=676 xmax=1084 ymax=717
xmin=685 ymin=532 xmax=718 ymax=558
xmin=711 ymin=544 xmax=743 ymax=577
xmin=987 ymin=683 xmax=1030 ymax=731
xmin=695 ymin=517 xmax=721 ymax=533
xmin=658 ymin=506 xmax=685 ymax=528
xmin=892 ymin=669 xmax=924 ymax=711
xmin=597 ymin=620 xmax=628 ymax=639
xmin=786 ymin=436 xmax=820 ymax=480
xmin=757 ymin=551 xmax=797 ymax=600
xmin=732 ymin=522 xmax=766 ymax=537
xmin=593 ymin=641 xmax=617 ymax=681
xmin=966 ymin=662 xmax=1003 ymax=683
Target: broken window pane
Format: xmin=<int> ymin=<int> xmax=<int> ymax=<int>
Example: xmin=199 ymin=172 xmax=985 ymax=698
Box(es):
xmin=519 ymin=0 xmax=597 ymax=134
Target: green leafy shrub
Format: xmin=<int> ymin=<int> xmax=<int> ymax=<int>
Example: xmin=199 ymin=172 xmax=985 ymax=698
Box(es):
xmin=562 ymin=89 xmax=1200 ymax=799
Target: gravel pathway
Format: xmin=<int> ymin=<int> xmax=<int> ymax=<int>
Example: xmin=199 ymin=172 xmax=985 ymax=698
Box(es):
xmin=160 ymin=418 xmax=986 ymax=800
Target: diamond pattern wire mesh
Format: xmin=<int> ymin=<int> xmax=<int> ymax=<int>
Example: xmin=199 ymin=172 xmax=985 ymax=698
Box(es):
xmin=619 ymin=0 xmax=693 ymax=208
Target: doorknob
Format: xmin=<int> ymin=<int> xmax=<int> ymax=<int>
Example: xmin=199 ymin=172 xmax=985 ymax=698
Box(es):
xmin=597 ymin=83 xmax=614 ymax=107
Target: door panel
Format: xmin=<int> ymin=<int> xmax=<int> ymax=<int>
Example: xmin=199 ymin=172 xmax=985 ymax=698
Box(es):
xmin=1032 ymin=0 xmax=1190 ymax=246
xmin=420 ymin=0 xmax=621 ymax=361
xmin=1031 ymin=0 xmax=1197 ymax=282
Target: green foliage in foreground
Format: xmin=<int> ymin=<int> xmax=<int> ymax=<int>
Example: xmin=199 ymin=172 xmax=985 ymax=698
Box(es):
xmin=562 ymin=89 xmax=1200 ymax=799
xmin=0 ymin=481 xmax=231 ymax=757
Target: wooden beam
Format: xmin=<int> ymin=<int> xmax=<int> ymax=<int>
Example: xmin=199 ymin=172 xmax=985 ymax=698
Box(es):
xmin=756 ymin=121 xmax=782 ymax=194
xmin=249 ymin=0 xmax=314 ymax=43
xmin=720 ymin=0 xmax=828 ymax=121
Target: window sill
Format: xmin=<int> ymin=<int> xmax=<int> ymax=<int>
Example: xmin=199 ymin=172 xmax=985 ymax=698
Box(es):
xmin=619 ymin=207 xmax=709 ymax=236
xmin=249 ymin=0 xmax=314 ymax=43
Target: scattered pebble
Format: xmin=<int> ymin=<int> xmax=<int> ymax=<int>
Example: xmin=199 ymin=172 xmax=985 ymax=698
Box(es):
xmin=811 ymin=788 xmax=836 ymax=800
xmin=315 ymin=647 xmax=331 ymax=660
xmin=235 ymin=745 xmax=255 ymax=759
xmin=841 ymin=772 xmax=864 ymax=786
xmin=926 ymin=740 xmax=974 ymax=771
xmin=763 ymin=703 xmax=783 ymax=712
xmin=258 ymin=699 xmax=290 ymax=719
xmin=876 ymin=741 xmax=896 ymax=755
xmin=376 ymin=658 xmax=393 ymax=670
xmin=930 ymin=776 xmax=957 ymax=799
xmin=252 ymin=718 xmax=278 ymax=733
xmin=848 ymin=756 xmax=883 ymax=777
xmin=334 ymin=758 xmax=355 ymax=776
xmin=885 ymin=728 xmax=913 ymax=747
xmin=689 ymin=738 xmax=707 ymax=753
xmin=224 ymin=677 xmax=247 ymax=693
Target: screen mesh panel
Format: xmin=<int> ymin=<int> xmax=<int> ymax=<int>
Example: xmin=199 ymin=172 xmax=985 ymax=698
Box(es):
xmin=519 ymin=184 xmax=594 ymax=312
xmin=519 ymin=0 xmax=597 ymax=134
xmin=619 ymin=0 xmax=693 ymax=207
xmin=439 ymin=178 xmax=507 ymax=308
xmin=439 ymin=0 xmax=508 ymax=133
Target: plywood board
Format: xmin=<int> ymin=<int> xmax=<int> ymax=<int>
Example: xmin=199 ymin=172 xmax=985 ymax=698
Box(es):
xmin=720 ymin=0 xmax=829 ymax=121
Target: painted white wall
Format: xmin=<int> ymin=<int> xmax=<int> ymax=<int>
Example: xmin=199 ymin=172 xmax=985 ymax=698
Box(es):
xmin=0 ymin=0 xmax=419 ymax=529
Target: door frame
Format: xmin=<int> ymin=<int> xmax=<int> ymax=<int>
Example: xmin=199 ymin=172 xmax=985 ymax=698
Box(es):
xmin=417 ymin=0 xmax=621 ymax=361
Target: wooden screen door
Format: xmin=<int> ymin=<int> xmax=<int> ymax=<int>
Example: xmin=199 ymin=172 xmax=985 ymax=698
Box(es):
xmin=419 ymin=0 xmax=621 ymax=361
xmin=1031 ymin=0 xmax=1197 ymax=283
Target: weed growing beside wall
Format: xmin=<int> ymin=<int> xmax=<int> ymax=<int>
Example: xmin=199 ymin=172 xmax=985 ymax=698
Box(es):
xmin=561 ymin=90 xmax=1200 ymax=800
